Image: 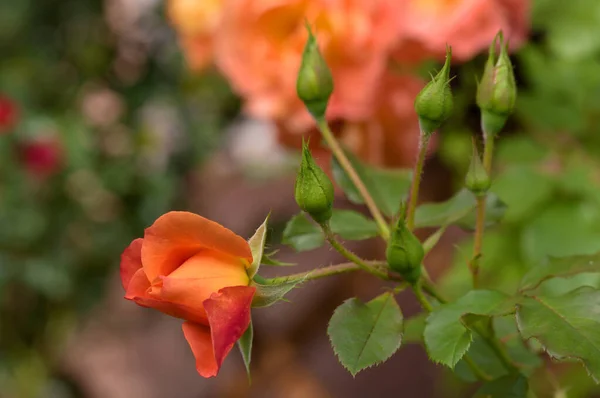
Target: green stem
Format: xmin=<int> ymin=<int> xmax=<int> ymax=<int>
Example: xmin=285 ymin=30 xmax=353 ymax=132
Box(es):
xmin=321 ymin=222 xmax=390 ymax=280
xmin=412 ymin=282 xmax=491 ymax=381
xmin=463 ymin=355 xmax=493 ymax=381
xmin=316 ymin=119 xmax=390 ymax=240
xmin=470 ymin=134 xmax=495 ymax=288
xmin=471 ymin=196 xmax=486 ymax=288
xmin=412 ymin=282 xmax=434 ymax=312
xmin=266 ymin=261 xmax=386 ymax=285
xmin=406 ymin=132 xmax=431 ymax=231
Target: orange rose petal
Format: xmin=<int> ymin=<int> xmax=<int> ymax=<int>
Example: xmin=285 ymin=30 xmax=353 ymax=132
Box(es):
xmin=124 ymin=268 xmax=151 ymax=300
xmin=135 ymin=296 xmax=207 ymax=324
xmin=120 ymin=238 xmax=144 ymax=290
xmin=182 ymin=322 xmax=219 ymax=377
xmin=141 ymin=211 xmax=252 ymax=282
xmin=204 ymin=286 xmax=255 ymax=373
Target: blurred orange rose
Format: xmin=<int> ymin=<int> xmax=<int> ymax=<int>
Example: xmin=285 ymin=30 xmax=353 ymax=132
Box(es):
xmin=401 ymin=0 xmax=530 ymax=61
xmin=215 ymin=0 xmax=403 ymax=131
xmin=121 ymin=211 xmax=255 ymax=377
xmin=168 ymin=0 xmax=223 ymax=70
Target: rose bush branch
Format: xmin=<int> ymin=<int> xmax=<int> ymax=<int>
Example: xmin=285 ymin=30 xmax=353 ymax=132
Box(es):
xmin=470 ymin=31 xmax=517 ymax=287
xmin=266 ymin=261 xmax=389 ymax=285
xmin=296 ymin=25 xmax=391 ymax=240
xmin=407 ymin=46 xmax=453 ymax=230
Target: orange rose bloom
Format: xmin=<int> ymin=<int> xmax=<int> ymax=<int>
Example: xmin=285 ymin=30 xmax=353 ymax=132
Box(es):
xmin=402 ymin=0 xmax=530 ymax=61
xmin=120 ymin=211 xmax=255 ymax=377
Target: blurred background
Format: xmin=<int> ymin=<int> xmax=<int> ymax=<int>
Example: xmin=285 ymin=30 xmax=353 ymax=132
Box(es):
xmin=2 ymin=0 xmax=600 ymax=397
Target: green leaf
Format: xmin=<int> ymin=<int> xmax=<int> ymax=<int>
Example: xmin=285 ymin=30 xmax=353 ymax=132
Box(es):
xmin=474 ymin=374 xmax=529 ymax=398
xmin=424 ymin=290 xmax=516 ymax=368
xmin=282 ymin=213 xmax=324 ymax=252
xmin=251 ymin=278 xmax=305 ymax=308
xmin=328 ymin=292 xmax=403 ymax=376
xmin=516 ymin=287 xmax=600 ymax=382
xmin=248 ymin=214 xmax=270 ymax=278
xmin=492 ymin=166 xmax=554 ymax=223
xmin=403 ymin=313 xmax=427 ymax=344
xmin=519 ymin=253 xmax=600 ymax=291
xmin=329 ymin=210 xmax=379 ymax=240
xmin=456 ymin=193 xmax=507 ymax=230
xmin=521 ymin=203 xmax=600 ymax=264
xmin=414 ymin=189 xmax=506 ymax=229
xmin=237 ymin=320 xmax=253 ymax=382
xmin=455 ymin=318 xmax=542 ymax=383
xmin=331 ymin=150 xmax=412 ymax=217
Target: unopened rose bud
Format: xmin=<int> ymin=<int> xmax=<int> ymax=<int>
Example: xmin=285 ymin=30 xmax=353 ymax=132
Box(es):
xmin=296 ymin=24 xmax=334 ymax=120
xmin=294 ymin=140 xmax=334 ymax=223
xmin=465 ymin=142 xmax=490 ymax=196
xmin=386 ymin=215 xmax=424 ymax=285
xmin=414 ymin=46 xmax=454 ymax=136
xmin=476 ymin=31 xmax=517 ymax=136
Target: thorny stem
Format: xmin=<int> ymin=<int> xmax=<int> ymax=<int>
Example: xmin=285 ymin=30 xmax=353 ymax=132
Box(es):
xmin=470 ymin=133 xmax=495 ymax=288
xmin=321 ymin=222 xmax=390 ymax=280
xmin=406 ymin=132 xmax=431 ymax=231
xmin=316 ymin=118 xmax=390 ymax=240
xmin=266 ymin=261 xmax=387 ymax=285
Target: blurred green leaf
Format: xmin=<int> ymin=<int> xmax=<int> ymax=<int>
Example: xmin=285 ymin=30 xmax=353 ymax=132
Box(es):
xmin=424 ymin=290 xmax=516 ymax=368
xmin=492 ymin=166 xmax=554 ymax=223
xmin=455 ymin=318 xmax=542 ymax=382
xmin=474 ymin=374 xmax=529 ymax=398
xmin=516 ymin=287 xmax=600 ymax=382
xmin=521 ymin=203 xmax=600 ymax=264
xmin=520 ymin=253 xmax=600 ymax=291
xmin=328 ymin=292 xmax=403 ymax=376
xmin=282 ymin=213 xmax=324 ymax=252
xmin=331 ymin=150 xmax=412 ymax=217
xmin=414 ymin=189 xmax=506 ymax=229
xmin=403 ymin=313 xmax=427 ymax=344
xmin=329 ymin=210 xmax=379 ymax=241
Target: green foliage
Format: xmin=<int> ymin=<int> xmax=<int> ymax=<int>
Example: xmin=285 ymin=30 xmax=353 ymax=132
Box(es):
xmin=424 ymin=290 xmax=516 ymax=368
xmin=516 ymin=287 xmax=600 ymax=381
xmin=237 ymin=320 xmax=253 ymax=381
xmin=328 ymin=292 xmax=403 ymax=376
xmin=329 ymin=210 xmax=379 ymax=240
xmin=282 ymin=213 xmax=325 ymax=252
xmin=282 ymin=210 xmax=379 ymax=252
xmin=251 ymin=278 xmax=305 ymax=308
xmin=519 ymin=253 xmax=600 ymax=291
xmin=331 ymin=149 xmax=412 ymax=217
xmin=474 ymin=374 xmax=529 ymax=398
xmin=414 ymin=189 xmax=506 ymax=229
xmin=248 ymin=214 xmax=270 ymax=278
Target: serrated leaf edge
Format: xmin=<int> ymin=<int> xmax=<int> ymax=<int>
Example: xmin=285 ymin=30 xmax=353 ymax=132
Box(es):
xmin=327 ymin=293 xmax=403 ymax=377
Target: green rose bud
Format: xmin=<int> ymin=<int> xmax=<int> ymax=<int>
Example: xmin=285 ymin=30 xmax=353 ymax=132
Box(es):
xmin=476 ymin=31 xmax=517 ymax=136
xmin=295 ymin=140 xmax=334 ymax=223
xmin=465 ymin=142 xmax=491 ymax=196
xmin=386 ymin=215 xmax=424 ymax=285
xmin=414 ymin=46 xmax=454 ymax=136
xmin=296 ymin=24 xmax=334 ymax=120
